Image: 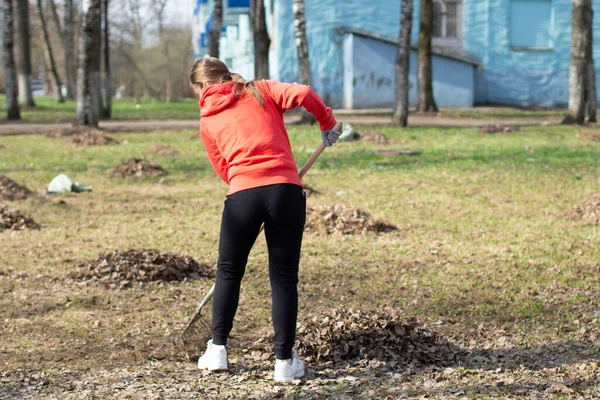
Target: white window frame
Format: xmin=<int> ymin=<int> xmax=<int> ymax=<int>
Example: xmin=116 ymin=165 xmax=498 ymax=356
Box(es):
xmin=432 ymin=0 xmax=463 ymax=47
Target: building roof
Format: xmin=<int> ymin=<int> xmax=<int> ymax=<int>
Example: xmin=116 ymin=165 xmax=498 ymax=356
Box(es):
xmin=337 ymin=27 xmax=481 ymax=68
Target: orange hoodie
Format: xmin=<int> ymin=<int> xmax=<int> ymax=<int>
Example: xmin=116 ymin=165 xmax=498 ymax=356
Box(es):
xmin=199 ymin=80 xmax=336 ymax=195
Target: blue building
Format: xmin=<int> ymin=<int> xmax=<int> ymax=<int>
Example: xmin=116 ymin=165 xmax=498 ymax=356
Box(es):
xmin=193 ymin=0 xmax=600 ymax=109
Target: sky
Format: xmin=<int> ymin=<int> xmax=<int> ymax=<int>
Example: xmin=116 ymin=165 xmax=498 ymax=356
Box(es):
xmin=164 ymin=0 xmax=197 ymax=26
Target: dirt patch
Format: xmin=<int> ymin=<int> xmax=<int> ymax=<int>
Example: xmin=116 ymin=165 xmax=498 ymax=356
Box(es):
xmin=0 ymin=144 xmax=7 ymax=151
xmin=565 ymin=195 xmax=600 ymax=224
xmin=0 ymin=175 xmax=34 ymax=201
xmin=251 ymin=308 xmax=464 ymax=366
xmin=357 ymin=130 xmax=390 ymax=144
xmin=71 ymin=249 xmax=214 ymax=289
xmin=145 ymin=144 xmax=180 ymax=157
xmin=0 ymin=203 xmax=41 ymax=231
xmin=305 ymin=204 xmax=398 ymax=235
xmin=110 ymin=158 xmax=168 ymax=178
xmin=480 ymin=124 xmax=520 ymax=134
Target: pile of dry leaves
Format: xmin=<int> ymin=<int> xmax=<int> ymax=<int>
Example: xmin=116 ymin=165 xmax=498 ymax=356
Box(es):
xmin=0 ymin=175 xmax=34 ymax=201
xmin=578 ymin=131 xmax=600 ymax=142
xmin=0 ymin=203 xmax=41 ymax=231
xmin=480 ymin=124 xmax=520 ymax=134
xmin=72 ymin=249 xmax=213 ymax=288
xmin=145 ymin=144 xmax=180 ymax=157
xmin=110 ymin=158 xmax=167 ymax=178
xmin=565 ymin=195 xmax=600 ymax=225
xmin=305 ymin=204 xmax=397 ymax=235
xmin=252 ymin=308 xmax=464 ymax=366
xmin=357 ymin=130 xmax=390 ymax=144
xmin=48 ymin=125 xmax=119 ymax=146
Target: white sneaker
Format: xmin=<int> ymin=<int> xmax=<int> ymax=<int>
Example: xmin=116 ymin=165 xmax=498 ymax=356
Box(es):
xmin=197 ymin=340 xmax=228 ymax=371
xmin=274 ymin=349 xmax=305 ymax=382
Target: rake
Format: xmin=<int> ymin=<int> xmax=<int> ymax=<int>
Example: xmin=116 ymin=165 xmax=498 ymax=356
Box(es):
xmin=180 ymin=123 xmax=341 ymax=343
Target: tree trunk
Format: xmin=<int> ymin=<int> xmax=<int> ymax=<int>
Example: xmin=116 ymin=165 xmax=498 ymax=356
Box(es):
xmin=417 ymin=0 xmax=438 ymax=112
xmin=209 ymin=0 xmax=223 ymax=58
xmin=393 ymin=0 xmax=413 ymax=127
xmin=585 ymin=3 xmax=596 ymax=122
xmin=103 ymin=0 xmax=112 ymax=118
xmin=251 ymin=0 xmax=270 ymax=80
xmin=2 ymin=0 xmax=20 ymax=120
xmin=293 ymin=0 xmax=314 ymax=123
xmin=37 ymin=0 xmax=65 ymax=103
xmin=94 ymin=8 xmax=104 ymax=119
xmin=15 ymin=0 xmax=36 ymax=107
xmin=76 ymin=0 xmax=102 ymax=127
xmin=63 ymin=0 xmax=76 ymax=99
xmin=564 ymin=0 xmax=590 ymax=124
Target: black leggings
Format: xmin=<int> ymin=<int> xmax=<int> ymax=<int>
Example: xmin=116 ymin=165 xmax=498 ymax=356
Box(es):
xmin=211 ymin=183 xmax=306 ymax=360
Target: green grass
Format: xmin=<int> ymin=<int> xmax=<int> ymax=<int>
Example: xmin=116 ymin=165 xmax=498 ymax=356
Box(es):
xmin=1 ymin=124 xmax=599 ymax=398
xmin=0 ymin=95 xmax=200 ymax=122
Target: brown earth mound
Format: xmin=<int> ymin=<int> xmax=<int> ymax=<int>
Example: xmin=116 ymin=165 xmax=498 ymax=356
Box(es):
xmin=252 ymin=308 xmax=464 ymax=366
xmin=145 ymin=144 xmax=180 ymax=157
xmin=0 ymin=203 xmax=41 ymax=231
xmin=480 ymin=124 xmax=520 ymax=134
xmin=357 ymin=130 xmax=390 ymax=144
xmin=72 ymin=249 xmax=213 ymax=288
xmin=306 ymin=204 xmax=398 ymax=235
xmin=566 ymin=195 xmax=600 ymax=225
xmin=110 ymin=158 xmax=167 ymax=178
xmin=0 ymin=175 xmax=34 ymax=201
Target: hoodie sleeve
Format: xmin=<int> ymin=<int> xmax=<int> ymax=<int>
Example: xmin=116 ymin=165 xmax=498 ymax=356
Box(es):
xmin=200 ymin=122 xmax=230 ymax=184
xmin=261 ymin=80 xmax=337 ymax=131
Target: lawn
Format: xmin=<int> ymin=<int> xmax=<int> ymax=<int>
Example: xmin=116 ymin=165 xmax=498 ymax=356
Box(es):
xmin=0 ymin=95 xmax=572 ymax=123
xmin=1 ymin=123 xmax=599 ymax=399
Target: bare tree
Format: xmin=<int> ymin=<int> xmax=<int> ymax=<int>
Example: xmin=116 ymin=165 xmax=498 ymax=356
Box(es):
xmin=48 ymin=0 xmax=76 ymax=99
xmin=209 ymin=0 xmax=223 ymax=58
xmin=393 ymin=0 xmax=413 ymax=127
xmin=251 ymin=0 xmax=270 ymax=80
xmin=77 ymin=0 xmax=102 ymax=127
xmin=93 ymin=1 xmax=104 ymax=118
xmin=2 ymin=0 xmax=20 ymax=119
xmin=293 ymin=0 xmax=314 ymax=123
xmin=103 ymin=0 xmax=112 ymax=118
xmin=417 ymin=0 xmax=438 ymax=112
xmin=37 ymin=0 xmax=65 ymax=103
xmin=15 ymin=0 xmax=36 ymax=107
xmin=152 ymin=0 xmax=173 ymax=101
xmin=564 ymin=0 xmax=591 ymax=124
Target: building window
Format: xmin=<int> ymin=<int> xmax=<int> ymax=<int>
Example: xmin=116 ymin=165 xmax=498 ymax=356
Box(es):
xmin=433 ymin=0 xmax=463 ymax=46
xmin=510 ymin=0 xmax=553 ymax=49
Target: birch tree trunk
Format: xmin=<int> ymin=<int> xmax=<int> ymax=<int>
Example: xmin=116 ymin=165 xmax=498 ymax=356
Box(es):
xmin=103 ymin=0 xmax=112 ymax=118
xmin=564 ymin=0 xmax=590 ymax=124
xmin=16 ymin=0 xmax=36 ymax=107
xmin=293 ymin=0 xmax=314 ymax=123
xmin=76 ymin=0 xmax=102 ymax=127
xmin=37 ymin=0 xmax=65 ymax=103
xmin=585 ymin=3 xmax=596 ymax=122
xmin=209 ymin=0 xmax=223 ymax=58
xmin=251 ymin=0 xmax=270 ymax=80
xmin=2 ymin=0 xmax=20 ymax=120
xmin=393 ymin=0 xmax=413 ymax=126
xmin=417 ymin=0 xmax=438 ymax=112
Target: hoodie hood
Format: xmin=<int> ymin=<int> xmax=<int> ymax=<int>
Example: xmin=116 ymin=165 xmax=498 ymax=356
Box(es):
xmin=200 ymin=81 xmax=239 ymax=117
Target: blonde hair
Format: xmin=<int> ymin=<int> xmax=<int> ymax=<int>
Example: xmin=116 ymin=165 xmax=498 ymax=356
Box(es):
xmin=190 ymin=57 xmax=263 ymax=106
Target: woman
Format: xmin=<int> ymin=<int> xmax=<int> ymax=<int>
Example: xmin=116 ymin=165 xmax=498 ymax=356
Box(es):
xmin=190 ymin=57 xmax=341 ymax=382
